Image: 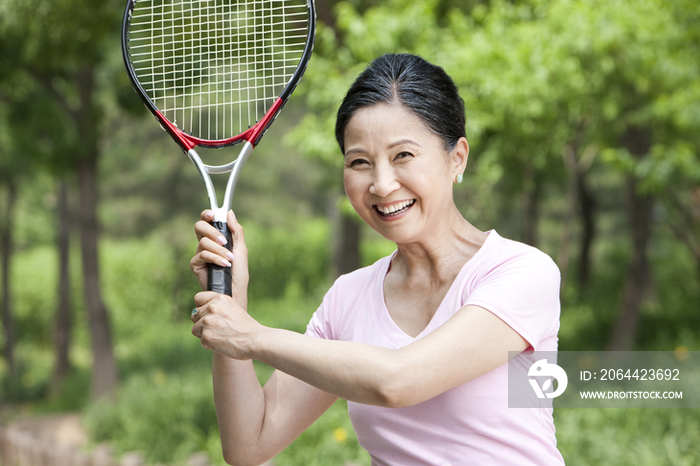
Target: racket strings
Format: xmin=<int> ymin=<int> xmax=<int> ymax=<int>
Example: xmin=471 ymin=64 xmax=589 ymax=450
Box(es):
xmin=127 ymin=0 xmax=309 ymax=141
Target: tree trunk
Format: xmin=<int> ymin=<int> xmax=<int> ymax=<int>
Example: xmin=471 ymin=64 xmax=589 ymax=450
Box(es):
xmin=576 ymin=169 xmax=596 ymax=290
xmin=78 ymin=157 xmax=118 ymax=399
xmin=315 ymin=0 xmax=337 ymax=30
xmin=608 ymin=182 xmax=654 ymax=350
xmin=51 ymin=178 xmax=73 ymax=392
xmin=73 ymin=65 xmax=118 ymax=400
xmin=329 ymin=193 xmax=361 ymax=278
xmin=522 ymin=163 xmax=540 ymax=247
xmin=0 ymin=182 xmax=18 ymax=376
xmin=559 ymin=140 xmax=597 ymax=292
xmin=334 ymin=208 xmax=361 ymax=278
xmin=608 ymin=127 xmax=654 ymax=351
xmin=315 ymin=0 xmax=344 ymax=43
xmin=665 ymin=188 xmax=700 ymax=281
xmin=557 ymin=146 xmax=579 ymax=288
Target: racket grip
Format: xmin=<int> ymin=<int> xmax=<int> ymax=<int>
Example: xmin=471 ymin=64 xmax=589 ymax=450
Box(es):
xmin=207 ymin=221 xmax=233 ymax=296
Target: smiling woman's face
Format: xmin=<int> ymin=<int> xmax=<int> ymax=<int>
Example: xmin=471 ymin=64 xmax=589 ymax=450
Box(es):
xmin=342 ymin=103 xmax=465 ymax=245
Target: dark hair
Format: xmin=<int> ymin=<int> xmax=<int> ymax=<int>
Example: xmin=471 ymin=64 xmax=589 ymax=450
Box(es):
xmin=335 ymin=53 xmax=466 ymax=154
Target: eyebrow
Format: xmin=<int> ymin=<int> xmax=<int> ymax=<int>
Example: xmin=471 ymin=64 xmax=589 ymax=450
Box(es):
xmin=388 ymin=139 xmax=421 ymax=149
xmin=344 ymin=138 xmax=422 ymax=157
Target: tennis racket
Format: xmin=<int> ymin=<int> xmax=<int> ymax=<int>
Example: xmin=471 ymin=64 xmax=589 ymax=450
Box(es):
xmin=121 ymin=0 xmax=316 ymax=296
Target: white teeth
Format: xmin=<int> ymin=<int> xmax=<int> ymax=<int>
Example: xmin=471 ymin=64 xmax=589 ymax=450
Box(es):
xmin=376 ymin=200 xmax=414 ymax=215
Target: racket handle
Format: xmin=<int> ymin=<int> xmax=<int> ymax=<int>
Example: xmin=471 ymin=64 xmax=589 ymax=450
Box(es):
xmin=207 ymin=221 xmax=233 ymax=296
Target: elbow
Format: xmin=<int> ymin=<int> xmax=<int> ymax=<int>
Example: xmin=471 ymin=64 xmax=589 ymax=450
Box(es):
xmin=373 ymin=364 xmax=422 ymax=409
xmin=376 ymin=389 xmax=409 ymax=409
xmin=377 ymin=383 xmax=419 ymax=409
xmin=221 ymin=446 xmax=270 ymax=466
xmin=221 ymin=449 xmax=244 ymax=466
xmin=221 ymin=455 xmax=259 ymax=466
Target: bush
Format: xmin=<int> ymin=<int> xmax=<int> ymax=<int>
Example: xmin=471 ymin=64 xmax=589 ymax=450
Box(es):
xmin=557 ymin=409 xmax=700 ymax=466
xmin=275 ymin=399 xmax=369 ymax=466
xmin=84 ymin=369 xmax=220 ymax=465
xmin=245 ymin=219 xmax=330 ymax=300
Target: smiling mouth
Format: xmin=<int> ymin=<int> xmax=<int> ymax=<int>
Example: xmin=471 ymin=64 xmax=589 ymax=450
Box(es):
xmin=373 ymin=199 xmax=416 ymax=217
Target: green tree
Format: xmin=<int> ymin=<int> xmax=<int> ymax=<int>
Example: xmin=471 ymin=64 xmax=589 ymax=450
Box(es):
xmin=0 ymin=23 xmax=57 ymax=378
xmin=0 ymin=0 xmax=124 ymax=398
xmin=449 ymin=0 xmax=700 ymax=349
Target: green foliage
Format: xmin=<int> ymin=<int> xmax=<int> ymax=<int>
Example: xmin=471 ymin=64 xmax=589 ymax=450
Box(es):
xmin=556 ymin=409 xmax=700 ymax=466
xmin=0 ymin=347 xmax=51 ymax=402
xmin=80 ymin=292 xmax=365 ymax=466
xmin=101 ymin=235 xmax=185 ymax=337
xmin=9 ymin=245 xmax=61 ymax=347
xmin=83 ymin=369 xmax=369 ymax=466
xmin=275 ymin=400 xmax=369 ymax=466
xmin=84 ymin=369 xmax=220 ymax=465
xmin=245 ymin=219 xmax=331 ymax=300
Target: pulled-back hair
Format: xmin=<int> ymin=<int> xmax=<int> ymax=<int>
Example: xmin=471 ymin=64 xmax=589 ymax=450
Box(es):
xmin=335 ymin=53 xmax=466 ymax=154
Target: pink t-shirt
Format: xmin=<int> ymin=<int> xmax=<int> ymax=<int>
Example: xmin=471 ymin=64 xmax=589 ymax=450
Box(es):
xmin=306 ymin=231 xmax=565 ymax=465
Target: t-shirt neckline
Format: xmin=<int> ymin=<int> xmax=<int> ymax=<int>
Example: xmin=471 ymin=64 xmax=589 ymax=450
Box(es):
xmin=374 ymin=230 xmax=498 ymax=344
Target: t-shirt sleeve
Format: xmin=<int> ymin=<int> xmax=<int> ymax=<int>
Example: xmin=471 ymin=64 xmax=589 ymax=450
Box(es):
xmin=463 ymin=245 xmax=561 ymax=351
xmin=305 ymin=279 xmax=340 ymax=340
xmin=305 ymin=292 xmax=332 ymax=340
xmin=304 ymin=256 xmax=388 ymax=342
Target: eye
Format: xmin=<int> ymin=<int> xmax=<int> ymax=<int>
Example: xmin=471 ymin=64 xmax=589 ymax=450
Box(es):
xmin=348 ymin=158 xmax=369 ymax=167
xmin=395 ymin=151 xmax=413 ymax=161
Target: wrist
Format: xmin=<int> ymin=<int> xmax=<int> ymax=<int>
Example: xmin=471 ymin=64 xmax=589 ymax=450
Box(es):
xmin=246 ymin=322 xmax=273 ymax=360
xmin=249 ymin=325 xmax=290 ymax=365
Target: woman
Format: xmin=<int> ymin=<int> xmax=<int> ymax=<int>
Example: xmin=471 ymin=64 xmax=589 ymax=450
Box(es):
xmin=190 ymin=54 xmax=565 ymax=466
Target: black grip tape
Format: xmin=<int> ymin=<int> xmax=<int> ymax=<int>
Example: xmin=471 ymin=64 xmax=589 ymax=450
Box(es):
xmin=207 ymin=220 xmax=233 ymax=296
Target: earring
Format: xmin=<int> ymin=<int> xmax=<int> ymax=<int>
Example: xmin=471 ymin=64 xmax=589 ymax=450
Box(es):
xmin=455 ymin=173 xmax=463 ymax=184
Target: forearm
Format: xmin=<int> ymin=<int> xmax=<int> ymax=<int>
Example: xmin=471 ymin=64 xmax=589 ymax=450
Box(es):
xmin=212 ymin=353 xmax=268 ymax=465
xmin=249 ymin=306 xmax=527 ymax=409
xmin=253 ymin=327 xmax=405 ymax=407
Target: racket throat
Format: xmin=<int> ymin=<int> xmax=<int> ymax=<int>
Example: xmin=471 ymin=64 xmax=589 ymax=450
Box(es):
xmin=187 ymin=142 xmax=254 ymax=223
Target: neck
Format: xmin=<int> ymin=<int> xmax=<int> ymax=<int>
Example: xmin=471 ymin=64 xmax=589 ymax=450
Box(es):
xmin=391 ymin=213 xmax=487 ymax=283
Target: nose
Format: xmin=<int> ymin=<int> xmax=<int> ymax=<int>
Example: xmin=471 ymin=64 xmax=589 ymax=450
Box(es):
xmin=369 ymin=163 xmax=400 ymax=197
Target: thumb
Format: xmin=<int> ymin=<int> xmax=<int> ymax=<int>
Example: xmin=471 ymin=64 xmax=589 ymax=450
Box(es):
xmin=227 ymin=210 xmax=250 ymax=306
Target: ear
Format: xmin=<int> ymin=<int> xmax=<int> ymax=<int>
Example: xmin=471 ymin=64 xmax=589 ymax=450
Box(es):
xmin=450 ymin=137 xmax=469 ymax=177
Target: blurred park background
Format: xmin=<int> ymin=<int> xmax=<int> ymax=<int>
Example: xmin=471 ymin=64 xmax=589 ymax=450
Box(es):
xmin=1 ymin=0 xmax=699 ymax=464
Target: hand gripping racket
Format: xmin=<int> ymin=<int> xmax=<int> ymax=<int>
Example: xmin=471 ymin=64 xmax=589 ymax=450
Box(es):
xmin=122 ymin=0 xmax=315 ymax=295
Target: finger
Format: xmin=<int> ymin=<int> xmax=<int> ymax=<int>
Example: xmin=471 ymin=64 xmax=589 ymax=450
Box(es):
xmin=190 ymin=247 xmax=231 ymax=274
xmin=196 ymin=237 xmax=234 ymax=266
xmin=194 ymin=291 xmax=220 ymax=307
xmin=191 ymin=320 xmax=203 ymax=339
xmin=227 ymin=211 xmax=248 ymax=265
xmin=191 ymin=306 xmax=208 ymax=324
xmin=195 ymin=220 xmax=228 ymax=246
xmin=190 ymin=251 xmax=208 ymax=271
xmin=200 ymin=209 xmax=215 ymax=222
xmin=226 ymin=212 xmax=250 ymax=302
xmin=203 ymin=250 xmax=233 ymax=268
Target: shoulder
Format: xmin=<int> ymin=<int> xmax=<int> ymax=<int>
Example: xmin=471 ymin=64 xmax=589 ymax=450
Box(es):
xmin=331 ymin=253 xmax=394 ymax=293
xmin=306 ymin=253 xmax=393 ymax=340
xmin=478 ymin=231 xmax=560 ymax=282
xmin=461 ymin=231 xmax=561 ymax=350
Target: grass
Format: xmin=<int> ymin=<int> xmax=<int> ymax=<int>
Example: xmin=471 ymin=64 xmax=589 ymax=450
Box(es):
xmin=556 ymin=409 xmax=700 ymax=466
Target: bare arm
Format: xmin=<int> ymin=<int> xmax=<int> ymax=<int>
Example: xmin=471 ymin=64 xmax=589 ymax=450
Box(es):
xmin=211 ymin=354 xmax=337 ymax=466
xmin=193 ymin=292 xmax=528 ymax=408
xmin=190 ymin=211 xmax=336 ymax=466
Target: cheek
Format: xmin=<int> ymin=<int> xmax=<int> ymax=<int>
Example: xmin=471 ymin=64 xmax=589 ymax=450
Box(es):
xmin=343 ymin=171 xmax=361 ymax=200
xmin=343 ymin=171 xmax=371 ymax=212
